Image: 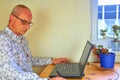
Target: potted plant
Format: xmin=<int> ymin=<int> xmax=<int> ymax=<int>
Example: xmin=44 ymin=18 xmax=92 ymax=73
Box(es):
xmin=112 ymin=25 xmax=120 ymax=41
xmin=92 ymin=45 xmax=116 ymax=68
xmin=100 ymin=29 xmax=107 ymax=39
xmin=111 ymin=25 xmax=120 ymax=51
xmin=100 ymin=25 xmax=120 ymax=51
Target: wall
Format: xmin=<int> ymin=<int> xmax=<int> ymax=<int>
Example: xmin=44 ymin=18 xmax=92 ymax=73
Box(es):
xmin=0 ymin=0 xmax=92 ymax=74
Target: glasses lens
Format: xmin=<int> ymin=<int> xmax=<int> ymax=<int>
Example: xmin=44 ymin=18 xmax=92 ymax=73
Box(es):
xmin=19 ymin=19 xmax=33 ymax=26
xmin=12 ymin=14 xmax=33 ymax=26
xmin=29 ymin=22 xmax=33 ymax=26
xmin=22 ymin=20 xmax=28 ymax=25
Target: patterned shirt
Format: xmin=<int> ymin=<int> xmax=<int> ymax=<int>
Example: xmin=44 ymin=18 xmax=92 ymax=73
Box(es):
xmin=0 ymin=27 xmax=52 ymax=80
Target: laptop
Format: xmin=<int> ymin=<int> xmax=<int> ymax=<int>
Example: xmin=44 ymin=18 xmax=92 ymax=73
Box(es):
xmin=49 ymin=40 xmax=93 ymax=78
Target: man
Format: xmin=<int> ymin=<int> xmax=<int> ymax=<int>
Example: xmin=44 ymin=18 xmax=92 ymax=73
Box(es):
xmin=0 ymin=5 xmax=69 ymax=80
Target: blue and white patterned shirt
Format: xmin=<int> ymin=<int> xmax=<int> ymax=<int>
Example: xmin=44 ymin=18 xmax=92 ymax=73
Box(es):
xmin=0 ymin=27 xmax=52 ymax=80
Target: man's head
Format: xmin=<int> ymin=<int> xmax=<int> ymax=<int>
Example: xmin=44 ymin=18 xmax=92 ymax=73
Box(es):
xmin=8 ymin=5 xmax=33 ymax=36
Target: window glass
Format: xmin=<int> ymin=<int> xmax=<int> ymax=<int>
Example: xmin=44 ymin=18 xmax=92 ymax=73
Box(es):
xmin=91 ymin=0 xmax=120 ymax=48
xmin=98 ymin=6 xmax=102 ymax=19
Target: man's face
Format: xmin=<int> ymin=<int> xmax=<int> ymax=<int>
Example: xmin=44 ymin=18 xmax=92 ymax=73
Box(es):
xmin=10 ymin=9 xmax=32 ymax=36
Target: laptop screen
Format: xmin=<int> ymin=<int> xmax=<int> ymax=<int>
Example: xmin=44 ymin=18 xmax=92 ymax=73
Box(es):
xmin=79 ymin=40 xmax=93 ymax=68
xmin=49 ymin=40 xmax=93 ymax=78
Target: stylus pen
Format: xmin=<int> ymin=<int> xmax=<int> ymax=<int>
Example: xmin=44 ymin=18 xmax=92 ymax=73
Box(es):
xmin=56 ymin=71 xmax=64 ymax=78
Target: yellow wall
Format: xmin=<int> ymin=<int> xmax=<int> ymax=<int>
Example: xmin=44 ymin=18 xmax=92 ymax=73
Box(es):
xmin=0 ymin=0 xmax=92 ymax=74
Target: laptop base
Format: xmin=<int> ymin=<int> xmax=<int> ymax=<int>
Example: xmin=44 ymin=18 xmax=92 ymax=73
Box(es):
xmin=49 ymin=71 xmax=85 ymax=79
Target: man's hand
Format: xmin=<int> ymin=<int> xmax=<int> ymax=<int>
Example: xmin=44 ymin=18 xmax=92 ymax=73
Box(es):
xmin=50 ymin=77 xmax=67 ymax=80
xmin=52 ymin=58 xmax=70 ymax=64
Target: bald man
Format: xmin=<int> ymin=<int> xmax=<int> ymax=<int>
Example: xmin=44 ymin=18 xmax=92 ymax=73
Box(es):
xmin=0 ymin=5 xmax=69 ymax=80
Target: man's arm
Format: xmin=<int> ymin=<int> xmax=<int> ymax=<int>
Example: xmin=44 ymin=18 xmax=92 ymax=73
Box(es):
xmin=31 ymin=57 xmax=52 ymax=66
xmin=23 ymin=37 xmax=69 ymax=66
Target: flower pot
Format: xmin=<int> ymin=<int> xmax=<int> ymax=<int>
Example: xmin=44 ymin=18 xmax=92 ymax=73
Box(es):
xmin=100 ymin=52 xmax=115 ymax=68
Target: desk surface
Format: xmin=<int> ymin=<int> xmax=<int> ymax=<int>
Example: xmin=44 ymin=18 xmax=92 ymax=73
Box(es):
xmin=39 ymin=63 xmax=120 ymax=80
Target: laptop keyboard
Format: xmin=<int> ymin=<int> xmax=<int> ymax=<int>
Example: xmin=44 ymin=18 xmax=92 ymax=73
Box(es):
xmin=54 ymin=63 xmax=80 ymax=76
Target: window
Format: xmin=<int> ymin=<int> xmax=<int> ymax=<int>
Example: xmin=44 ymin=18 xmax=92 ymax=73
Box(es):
xmin=91 ymin=0 xmax=120 ymax=48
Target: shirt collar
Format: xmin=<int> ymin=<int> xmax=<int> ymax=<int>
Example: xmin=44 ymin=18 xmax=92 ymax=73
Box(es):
xmin=4 ymin=27 xmax=23 ymax=43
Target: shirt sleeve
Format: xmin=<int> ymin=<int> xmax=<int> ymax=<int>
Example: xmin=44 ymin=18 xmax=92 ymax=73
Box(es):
xmin=23 ymin=37 xmax=53 ymax=66
xmin=31 ymin=57 xmax=52 ymax=66
xmin=0 ymin=36 xmax=49 ymax=80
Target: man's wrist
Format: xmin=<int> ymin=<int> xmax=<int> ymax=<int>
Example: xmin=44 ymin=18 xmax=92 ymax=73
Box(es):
xmin=51 ymin=57 xmax=54 ymax=64
xmin=48 ymin=78 xmax=50 ymax=80
xmin=51 ymin=57 xmax=53 ymax=60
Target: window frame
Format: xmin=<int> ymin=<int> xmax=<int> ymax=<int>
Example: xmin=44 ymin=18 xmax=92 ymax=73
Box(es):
xmin=91 ymin=0 xmax=111 ymax=48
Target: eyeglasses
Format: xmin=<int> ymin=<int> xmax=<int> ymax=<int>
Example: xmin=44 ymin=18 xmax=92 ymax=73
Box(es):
xmin=12 ymin=14 xmax=33 ymax=26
